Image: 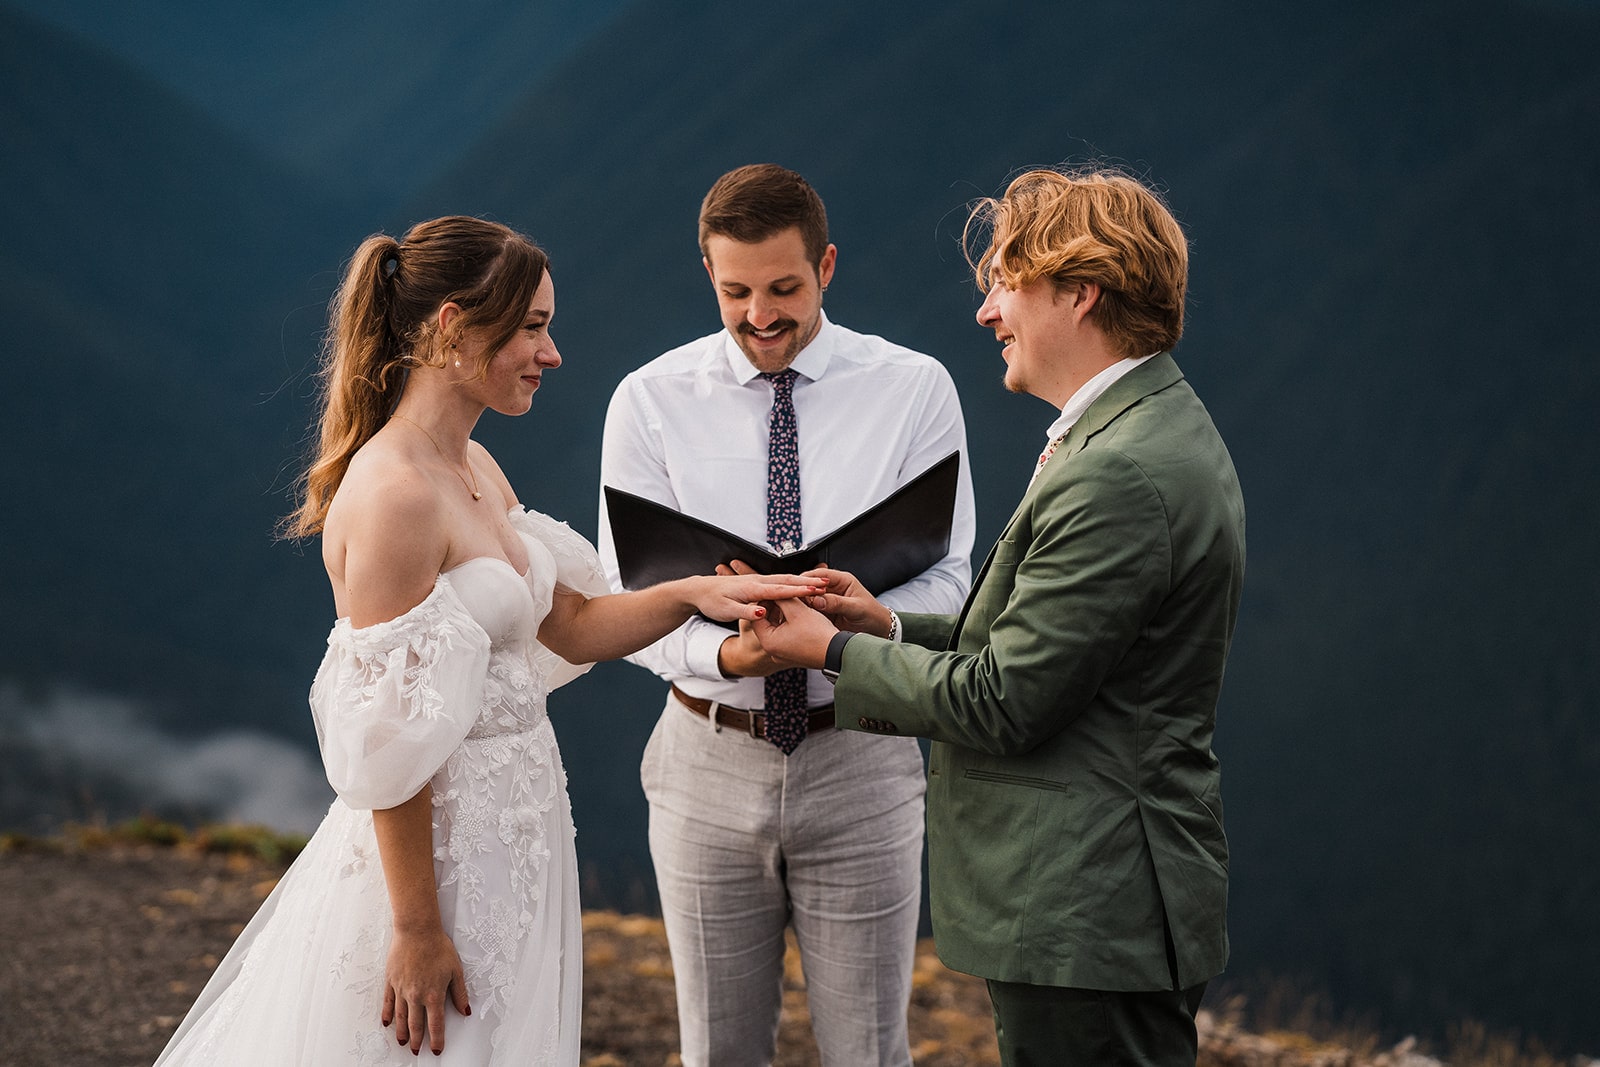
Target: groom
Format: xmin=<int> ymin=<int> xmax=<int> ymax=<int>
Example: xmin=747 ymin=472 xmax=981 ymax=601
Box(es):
xmin=750 ymin=167 xmax=1245 ymax=1066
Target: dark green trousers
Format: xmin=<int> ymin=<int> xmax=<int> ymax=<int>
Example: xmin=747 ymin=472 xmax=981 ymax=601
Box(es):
xmin=985 ymin=979 xmax=1208 ymax=1067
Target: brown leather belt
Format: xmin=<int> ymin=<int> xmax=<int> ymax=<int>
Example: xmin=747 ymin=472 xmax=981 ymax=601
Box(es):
xmin=670 ymin=683 xmax=835 ymax=740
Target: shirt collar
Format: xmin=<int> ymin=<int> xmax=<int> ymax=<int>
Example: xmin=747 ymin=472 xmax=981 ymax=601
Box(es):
xmin=723 ymin=311 xmax=837 ymax=385
xmin=1043 ymin=352 xmax=1158 ymax=443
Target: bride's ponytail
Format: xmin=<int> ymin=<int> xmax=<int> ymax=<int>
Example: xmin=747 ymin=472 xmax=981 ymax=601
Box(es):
xmin=282 ymin=217 xmax=548 ymax=538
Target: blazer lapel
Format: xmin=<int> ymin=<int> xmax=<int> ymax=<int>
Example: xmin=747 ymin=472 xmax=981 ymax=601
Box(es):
xmin=1057 ymin=352 xmax=1184 ymax=461
xmin=947 ymin=538 xmax=1002 ymax=648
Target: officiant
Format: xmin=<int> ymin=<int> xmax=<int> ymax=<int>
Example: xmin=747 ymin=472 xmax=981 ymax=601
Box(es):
xmin=596 ymin=163 xmax=975 ymax=1066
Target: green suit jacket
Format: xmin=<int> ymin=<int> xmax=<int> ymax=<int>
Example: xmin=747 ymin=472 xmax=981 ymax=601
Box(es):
xmin=835 ymin=353 xmax=1245 ymax=992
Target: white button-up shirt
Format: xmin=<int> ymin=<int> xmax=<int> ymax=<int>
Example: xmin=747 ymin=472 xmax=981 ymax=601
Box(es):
xmin=599 ymin=314 xmax=976 ymax=710
xmin=1043 ymin=352 xmax=1157 ymax=444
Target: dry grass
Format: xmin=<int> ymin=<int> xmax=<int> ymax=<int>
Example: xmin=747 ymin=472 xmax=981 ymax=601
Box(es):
xmin=578 ymin=910 xmax=1000 ymax=1066
xmin=3 ymin=814 xmax=308 ymax=864
xmin=2 ymin=825 xmax=1586 ymax=1067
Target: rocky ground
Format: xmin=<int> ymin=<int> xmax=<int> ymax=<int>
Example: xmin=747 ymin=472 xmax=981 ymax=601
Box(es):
xmin=0 ymin=838 xmax=1516 ymax=1067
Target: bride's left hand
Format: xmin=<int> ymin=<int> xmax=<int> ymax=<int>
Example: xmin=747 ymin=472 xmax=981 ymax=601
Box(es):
xmin=691 ymin=572 xmax=825 ymax=623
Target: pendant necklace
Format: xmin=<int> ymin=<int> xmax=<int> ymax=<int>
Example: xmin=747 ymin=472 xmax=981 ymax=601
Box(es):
xmin=390 ymin=413 xmax=482 ymax=500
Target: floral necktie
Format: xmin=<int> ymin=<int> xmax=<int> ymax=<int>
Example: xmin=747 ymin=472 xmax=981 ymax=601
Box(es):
xmin=1031 ymin=431 xmax=1070 ymax=485
xmin=761 ymin=369 xmax=807 ymax=754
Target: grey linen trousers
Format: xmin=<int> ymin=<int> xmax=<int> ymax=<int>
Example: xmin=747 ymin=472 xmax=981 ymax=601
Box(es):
xmin=641 ymin=691 xmax=926 ymax=1066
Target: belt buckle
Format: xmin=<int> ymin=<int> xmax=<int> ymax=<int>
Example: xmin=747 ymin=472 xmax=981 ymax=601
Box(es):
xmin=746 ymin=709 xmax=763 ymax=739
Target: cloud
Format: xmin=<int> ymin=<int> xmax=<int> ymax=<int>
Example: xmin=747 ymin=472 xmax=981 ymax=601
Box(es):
xmin=0 ymin=683 xmax=332 ymax=834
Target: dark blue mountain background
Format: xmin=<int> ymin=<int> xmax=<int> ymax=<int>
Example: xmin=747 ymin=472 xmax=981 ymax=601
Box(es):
xmin=2 ymin=0 xmax=1597 ymax=1053
xmin=0 ymin=5 xmax=343 ymax=733
xmin=8 ymin=0 xmax=634 ymax=206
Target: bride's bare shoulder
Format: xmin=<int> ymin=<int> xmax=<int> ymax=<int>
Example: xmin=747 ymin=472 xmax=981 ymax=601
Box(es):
xmin=330 ymin=435 xmax=440 ymax=527
xmin=322 ymin=434 xmax=449 ymax=593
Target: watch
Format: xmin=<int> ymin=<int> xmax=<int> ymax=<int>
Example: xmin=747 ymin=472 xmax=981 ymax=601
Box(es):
xmin=822 ymin=631 xmax=855 ymax=683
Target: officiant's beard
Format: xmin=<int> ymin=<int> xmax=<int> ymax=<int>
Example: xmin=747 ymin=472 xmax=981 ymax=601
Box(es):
xmin=733 ymin=314 xmax=816 ymax=373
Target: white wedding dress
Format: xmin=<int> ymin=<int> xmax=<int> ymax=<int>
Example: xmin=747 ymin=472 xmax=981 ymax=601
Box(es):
xmin=155 ymin=507 xmax=610 ymax=1065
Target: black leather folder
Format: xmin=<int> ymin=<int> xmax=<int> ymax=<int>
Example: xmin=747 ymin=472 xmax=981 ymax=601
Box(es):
xmin=605 ymin=451 xmax=961 ymax=597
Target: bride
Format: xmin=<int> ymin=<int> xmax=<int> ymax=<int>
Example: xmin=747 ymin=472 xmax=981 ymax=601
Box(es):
xmin=154 ymin=216 xmax=820 ymax=1064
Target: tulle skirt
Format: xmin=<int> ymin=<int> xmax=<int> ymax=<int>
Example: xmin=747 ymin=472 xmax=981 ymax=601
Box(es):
xmin=154 ymin=735 xmax=582 ymax=1066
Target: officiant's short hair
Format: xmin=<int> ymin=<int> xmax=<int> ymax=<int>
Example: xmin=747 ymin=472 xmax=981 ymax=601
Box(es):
xmin=968 ymin=167 xmax=1189 ymax=360
xmin=699 ymin=164 xmax=830 ymax=269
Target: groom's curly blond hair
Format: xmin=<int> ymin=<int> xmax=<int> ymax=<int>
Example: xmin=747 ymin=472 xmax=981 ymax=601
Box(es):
xmin=966 ymin=167 xmax=1189 ymax=360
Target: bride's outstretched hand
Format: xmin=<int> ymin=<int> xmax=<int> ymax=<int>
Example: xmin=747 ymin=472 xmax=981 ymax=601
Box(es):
xmin=691 ymin=571 xmax=827 ymax=623
xmin=720 ymin=561 xmax=891 ymax=637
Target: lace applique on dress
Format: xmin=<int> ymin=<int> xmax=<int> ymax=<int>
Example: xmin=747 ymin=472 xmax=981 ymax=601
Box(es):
xmin=310 ymin=579 xmax=491 ymax=812
xmin=154 ymin=512 xmax=608 ymax=1066
xmin=508 ymin=507 xmax=610 ymax=598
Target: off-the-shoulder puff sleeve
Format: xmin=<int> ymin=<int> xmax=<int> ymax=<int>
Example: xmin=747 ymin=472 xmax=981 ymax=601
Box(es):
xmin=308 ymin=577 xmax=490 ymax=810
xmin=507 ymin=506 xmax=612 ymax=691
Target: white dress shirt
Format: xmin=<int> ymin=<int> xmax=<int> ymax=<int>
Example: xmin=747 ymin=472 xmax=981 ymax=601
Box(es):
xmin=599 ymin=313 xmax=976 ymax=710
xmin=1042 ymin=352 xmax=1158 ymax=444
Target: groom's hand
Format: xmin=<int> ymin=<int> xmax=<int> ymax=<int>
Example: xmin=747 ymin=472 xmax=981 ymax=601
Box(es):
xmin=716 ymin=619 xmax=789 ymax=677
xmin=714 ymin=561 xmax=800 ymax=676
xmin=750 ymin=595 xmax=837 ymax=670
xmin=801 ymin=567 xmax=893 ymax=638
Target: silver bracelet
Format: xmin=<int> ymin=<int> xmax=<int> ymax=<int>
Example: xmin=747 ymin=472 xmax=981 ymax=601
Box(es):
xmin=886 ymin=609 xmax=901 ymax=643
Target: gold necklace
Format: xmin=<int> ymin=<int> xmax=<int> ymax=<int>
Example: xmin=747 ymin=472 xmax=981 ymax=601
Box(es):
xmin=390 ymin=414 xmax=482 ymax=500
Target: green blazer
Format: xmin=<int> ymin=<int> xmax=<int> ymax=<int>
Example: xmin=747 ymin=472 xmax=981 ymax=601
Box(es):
xmin=835 ymin=353 xmax=1245 ymax=992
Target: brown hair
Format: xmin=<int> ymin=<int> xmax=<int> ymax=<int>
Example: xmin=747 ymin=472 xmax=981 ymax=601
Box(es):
xmin=966 ymin=167 xmax=1188 ymax=360
xmin=698 ymin=164 xmax=830 ymax=268
xmin=283 ymin=216 xmax=548 ymax=538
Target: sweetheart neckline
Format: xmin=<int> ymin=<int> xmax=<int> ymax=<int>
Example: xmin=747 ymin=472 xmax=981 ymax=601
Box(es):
xmin=443 ymin=555 xmax=531 ymax=581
